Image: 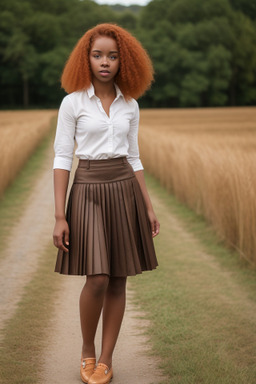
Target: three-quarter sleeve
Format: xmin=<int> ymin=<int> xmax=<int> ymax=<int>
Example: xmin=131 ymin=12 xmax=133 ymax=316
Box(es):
xmin=127 ymin=100 xmax=144 ymax=172
xmin=53 ymin=95 xmax=76 ymax=171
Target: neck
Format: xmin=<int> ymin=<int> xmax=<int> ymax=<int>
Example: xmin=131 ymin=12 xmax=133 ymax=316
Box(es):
xmin=92 ymin=79 xmax=116 ymax=98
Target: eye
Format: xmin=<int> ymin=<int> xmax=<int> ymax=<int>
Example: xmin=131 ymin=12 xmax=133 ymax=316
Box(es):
xmin=93 ymin=54 xmax=100 ymax=59
xmin=110 ymin=55 xmax=118 ymax=60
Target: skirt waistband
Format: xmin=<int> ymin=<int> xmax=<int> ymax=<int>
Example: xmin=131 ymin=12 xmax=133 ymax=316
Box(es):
xmin=75 ymin=156 xmax=135 ymax=183
xmin=78 ymin=157 xmax=127 ymax=169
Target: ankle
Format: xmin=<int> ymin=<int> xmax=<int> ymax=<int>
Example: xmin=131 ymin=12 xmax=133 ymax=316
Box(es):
xmin=82 ymin=344 xmax=96 ymax=359
xmin=97 ymin=356 xmax=112 ymax=369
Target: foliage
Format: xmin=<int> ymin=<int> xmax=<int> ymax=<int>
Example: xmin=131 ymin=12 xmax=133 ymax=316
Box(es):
xmin=0 ymin=0 xmax=118 ymax=107
xmin=137 ymin=0 xmax=256 ymax=107
xmin=0 ymin=0 xmax=256 ymax=108
xmin=109 ymin=4 xmax=142 ymax=14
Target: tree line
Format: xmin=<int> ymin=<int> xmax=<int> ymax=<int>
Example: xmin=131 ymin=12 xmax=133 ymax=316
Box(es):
xmin=1 ymin=0 xmax=256 ymax=108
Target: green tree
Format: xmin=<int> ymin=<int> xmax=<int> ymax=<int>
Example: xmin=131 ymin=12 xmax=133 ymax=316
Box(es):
xmin=1 ymin=0 xmax=256 ymax=108
xmin=228 ymin=11 xmax=256 ymax=104
xmin=138 ymin=0 xmax=256 ymax=107
xmin=229 ymin=0 xmax=256 ymax=20
xmin=0 ymin=0 xmax=117 ymax=107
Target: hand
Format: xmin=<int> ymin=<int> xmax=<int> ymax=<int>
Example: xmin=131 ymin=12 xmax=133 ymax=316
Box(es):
xmin=147 ymin=209 xmax=160 ymax=238
xmin=53 ymin=218 xmax=70 ymax=252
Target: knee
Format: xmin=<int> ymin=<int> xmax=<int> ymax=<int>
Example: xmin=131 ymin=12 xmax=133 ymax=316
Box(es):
xmin=86 ymin=274 xmax=109 ymax=297
xmin=107 ymin=277 xmax=127 ymax=297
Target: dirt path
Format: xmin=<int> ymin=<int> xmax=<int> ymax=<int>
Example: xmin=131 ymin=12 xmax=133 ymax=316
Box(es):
xmin=2 ymin=138 xmax=256 ymax=383
xmin=0 ymin=145 xmax=55 ymax=333
xmin=0 ymin=142 xmax=165 ymax=383
xmin=39 ymin=157 xmax=165 ymax=384
xmin=40 ymin=276 xmax=164 ymax=384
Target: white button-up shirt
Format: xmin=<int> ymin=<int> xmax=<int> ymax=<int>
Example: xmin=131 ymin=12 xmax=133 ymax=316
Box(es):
xmin=53 ymin=83 xmax=144 ymax=172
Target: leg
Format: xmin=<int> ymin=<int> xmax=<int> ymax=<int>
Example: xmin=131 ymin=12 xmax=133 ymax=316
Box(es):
xmin=80 ymin=274 xmax=109 ymax=358
xmin=98 ymin=276 xmax=127 ymax=367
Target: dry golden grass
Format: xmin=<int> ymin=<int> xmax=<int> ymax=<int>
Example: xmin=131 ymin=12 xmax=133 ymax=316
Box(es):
xmin=0 ymin=110 xmax=57 ymax=196
xmin=139 ymin=107 xmax=256 ymax=266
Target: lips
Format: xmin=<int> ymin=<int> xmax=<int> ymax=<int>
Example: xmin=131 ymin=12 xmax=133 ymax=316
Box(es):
xmin=99 ymin=70 xmax=111 ymax=77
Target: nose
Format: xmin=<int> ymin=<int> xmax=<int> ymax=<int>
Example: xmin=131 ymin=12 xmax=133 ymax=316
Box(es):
xmin=101 ymin=56 xmax=109 ymax=66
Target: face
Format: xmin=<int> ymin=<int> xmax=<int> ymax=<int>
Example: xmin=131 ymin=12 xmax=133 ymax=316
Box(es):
xmin=89 ymin=35 xmax=120 ymax=83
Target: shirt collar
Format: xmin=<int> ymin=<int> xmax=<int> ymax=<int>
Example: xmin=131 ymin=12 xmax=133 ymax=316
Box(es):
xmin=87 ymin=83 xmax=124 ymax=100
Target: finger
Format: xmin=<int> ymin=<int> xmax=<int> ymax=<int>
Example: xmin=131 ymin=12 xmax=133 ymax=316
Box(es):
xmin=151 ymin=221 xmax=156 ymax=236
xmin=64 ymin=231 xmax=69 ymax=247
xmin=60 ymin=243 xmax=69 ymax=252
xmin=152 ymin=221 xmax=160 ymax=237
xmin=57 ymin=236 xmax=69 ymax=252
xmin=53 ymin=236 xmax=59 ymax=248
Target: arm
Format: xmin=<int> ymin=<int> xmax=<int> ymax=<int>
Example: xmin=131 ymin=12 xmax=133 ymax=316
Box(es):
xmin=135 ymin=170 xmax=160 ymax=238
xmin=53 ymin=169 xmax=70 ymax=252
xmin=52 ymin=95 xmax=76 ymax=251
xmin=128 ymin=100 xmax=160 ymax=237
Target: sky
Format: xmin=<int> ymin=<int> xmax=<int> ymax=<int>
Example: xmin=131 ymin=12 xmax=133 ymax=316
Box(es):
xmin=95 ymin=0 xmax=150 ymax=6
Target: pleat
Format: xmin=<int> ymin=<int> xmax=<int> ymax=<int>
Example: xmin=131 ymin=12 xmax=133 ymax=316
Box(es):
xmin=117 ymin=179 xmax=142 ymax=275
xmin=132 ymin=179 xmax=158 ymax=269
xmin=54 ymin=158 xmax=158 ymax=276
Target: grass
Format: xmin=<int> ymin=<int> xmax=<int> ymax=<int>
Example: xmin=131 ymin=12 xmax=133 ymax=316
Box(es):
xmin=0 ymin=241 xmax=60 ymax=384
xmin=130 ymin=171 xmax=256 ymax=384
xmin=0 ymin=117 xmax=56 ymax=260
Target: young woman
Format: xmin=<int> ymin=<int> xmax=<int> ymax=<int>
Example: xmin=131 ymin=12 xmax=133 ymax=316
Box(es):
xmin=52 ymin=23 xmax=160 ymax=384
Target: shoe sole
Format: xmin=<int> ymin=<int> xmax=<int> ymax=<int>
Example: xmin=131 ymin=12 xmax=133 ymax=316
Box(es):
xmin=105 ymin=375 xmax=113 ymax=384
xmin=86 ymin=377 xmax=113 ymax=384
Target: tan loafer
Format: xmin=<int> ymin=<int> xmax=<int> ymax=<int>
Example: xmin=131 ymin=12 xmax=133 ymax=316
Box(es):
xmin=88 ymin=363 xmax=113 ymax=384
xmin=80 ymin=357 xmax=96 ymax=383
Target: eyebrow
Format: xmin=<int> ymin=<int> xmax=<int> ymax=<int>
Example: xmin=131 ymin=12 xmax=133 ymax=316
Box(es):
xmin=92 ymin=49 xmax=118 ymax=54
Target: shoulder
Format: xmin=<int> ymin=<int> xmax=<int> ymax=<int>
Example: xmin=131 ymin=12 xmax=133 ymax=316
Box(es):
xmin=122 ymin=97 xmax=139 ymax=115
xmin=59 ymin=90 xmax=87 ymax=114
xmin=129 ymin=98 xmax=139 ymax=109
xmin=60 ymin=90 xmax=86 ymax=105
xmin=127 ymin=98 xmax=139 ymax=118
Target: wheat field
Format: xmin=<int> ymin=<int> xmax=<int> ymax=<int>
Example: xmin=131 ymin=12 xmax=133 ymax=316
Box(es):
xmin=1 ymin=107 xmax=255 ymax=266
xmin=0 ymin=110 xmax=57 ymax=196
xmin=139 ymin=107 xmax=256 ymax=266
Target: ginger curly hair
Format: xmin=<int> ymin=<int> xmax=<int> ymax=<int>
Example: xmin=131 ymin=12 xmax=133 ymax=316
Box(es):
xmin=61 ymin=23 xmax=154 ymax=100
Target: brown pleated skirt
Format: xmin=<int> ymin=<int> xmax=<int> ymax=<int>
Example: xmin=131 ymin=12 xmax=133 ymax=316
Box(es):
xmin=54 ymin=156 xmax=158 ymax=277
